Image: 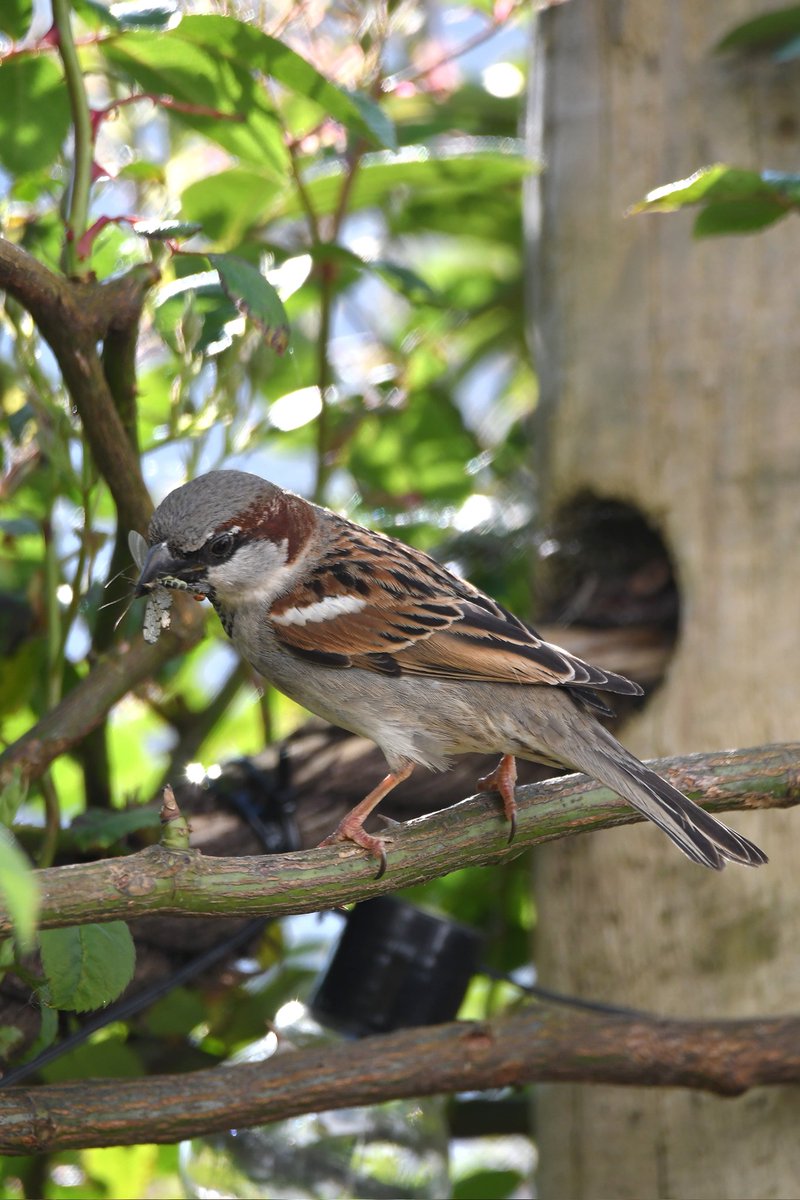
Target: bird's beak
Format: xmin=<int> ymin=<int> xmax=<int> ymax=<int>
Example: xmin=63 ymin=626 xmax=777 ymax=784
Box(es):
xmin=135 ymin=542 xmax=206 ymax=597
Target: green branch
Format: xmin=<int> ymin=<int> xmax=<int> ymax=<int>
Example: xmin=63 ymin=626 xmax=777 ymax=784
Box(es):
xmin=52 ymin=0 xmax=94 ymax=272
xmin=3 ymin=743 xmax=794 ymax=934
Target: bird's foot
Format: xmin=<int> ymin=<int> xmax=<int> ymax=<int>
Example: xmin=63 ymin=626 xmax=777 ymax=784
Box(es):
xmin=318 ymin=819 xmax=390 ymax=879
xmin=477 ymin=754 xmax=518 ymax=843
xmin=317 ymin=764 xmax=413 ymax=879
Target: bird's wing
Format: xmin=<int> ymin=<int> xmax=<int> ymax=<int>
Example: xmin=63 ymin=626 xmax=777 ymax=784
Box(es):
xmin=270 ymin=521 xmax=641 ymax=695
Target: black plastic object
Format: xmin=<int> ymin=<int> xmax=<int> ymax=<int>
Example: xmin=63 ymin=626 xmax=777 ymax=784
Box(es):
xmin=212 ymin=749 xmax=300 ymax=853
xmin=310 ymin=895 xmax=482 ymax=1038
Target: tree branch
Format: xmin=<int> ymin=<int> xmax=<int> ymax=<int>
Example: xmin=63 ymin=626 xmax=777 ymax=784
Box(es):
xmin=0 ymin=237 xmax=158 ymax=534
xmin=2 ymin=1001 xmax=798 ymax=1153
xmin=1 ymin=744 xmax=794 ymax=934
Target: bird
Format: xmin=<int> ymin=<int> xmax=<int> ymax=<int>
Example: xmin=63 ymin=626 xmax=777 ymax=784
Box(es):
xmin=135 ymin=469 xmax=767 ymax=877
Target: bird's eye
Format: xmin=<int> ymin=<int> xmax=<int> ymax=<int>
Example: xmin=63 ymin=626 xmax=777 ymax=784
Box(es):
xmin=208 ymin=532 xmax=235 ymax=560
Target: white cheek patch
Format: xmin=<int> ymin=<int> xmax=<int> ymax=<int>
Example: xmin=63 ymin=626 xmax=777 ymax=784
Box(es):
xmin=273 ymin=594 xmax=367 ymax=627
xmin=208 ymin=539 xmax=291 ymax=604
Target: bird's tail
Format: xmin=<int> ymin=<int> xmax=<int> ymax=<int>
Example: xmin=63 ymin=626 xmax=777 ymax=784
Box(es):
xmin=562 ymin=724 xmax=767 ymax=869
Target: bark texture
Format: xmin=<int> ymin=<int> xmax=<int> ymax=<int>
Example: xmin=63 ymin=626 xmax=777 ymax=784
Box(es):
xmin=527 ymin=3 xmax=800 ymax=1198
xmin=4 ymin=1006 xmax=800 ymax=1154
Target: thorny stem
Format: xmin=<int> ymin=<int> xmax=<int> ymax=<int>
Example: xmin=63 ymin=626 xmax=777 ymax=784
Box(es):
xmin=40 ymin=514 xmax=63 ymax=868
xmin=37 ymin=775 xmax=61 ymax=869
xmin=286 ymin=137 xmax=331 ymax=503
xmin=43 ymin=515 xmax=62 ymax=713
xmin=95 ymin=92 xmax=243 ymax=126
xmin=313 ymin=263 xmax=334 ymax=504
xmin=287 ymin=139 xmax=321 ymax=243
xmin=288 ymin=118 xmax=368 ymax=505
xmin=51 ymin=0 xmax=94 ymax=271
xmin=311 ymin=146 xmax=365 ymax=504
xmin=331 ymin=146 xmax=364 ymax=239
xmin=57 ymin=453 xmax=96 ymax=668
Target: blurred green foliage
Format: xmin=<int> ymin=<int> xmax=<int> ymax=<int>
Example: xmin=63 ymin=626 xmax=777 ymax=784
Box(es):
xmin=0 ymin=0 xmax=537 ymax=1193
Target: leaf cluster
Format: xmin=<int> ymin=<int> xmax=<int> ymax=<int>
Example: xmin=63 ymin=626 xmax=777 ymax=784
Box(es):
xmin=630 ymin=6 xmax=800 ymax=237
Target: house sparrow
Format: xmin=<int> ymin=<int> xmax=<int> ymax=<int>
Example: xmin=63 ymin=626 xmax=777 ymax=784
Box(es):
xmin=135 ymin=469 xmax=767 ymax=877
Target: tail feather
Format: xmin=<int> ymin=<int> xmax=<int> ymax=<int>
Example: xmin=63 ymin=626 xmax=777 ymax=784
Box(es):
xmin=560 ymin=725 xmax=767 ymax=869
xmin=609 ymin=757 xmax=767 ymax=869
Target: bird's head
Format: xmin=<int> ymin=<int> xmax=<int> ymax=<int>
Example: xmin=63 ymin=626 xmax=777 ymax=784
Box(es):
xmin=135 ymin=470 xmax=315 ymax=609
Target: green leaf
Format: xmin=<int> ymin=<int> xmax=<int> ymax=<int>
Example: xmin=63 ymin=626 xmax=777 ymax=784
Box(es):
xmin=305 ymin=243 xmax=438 ymax=303
xmin=453 ymin=1169 xmax=523 ymax=1200
xmin=133 ymin=218 xmax=203 ymax=240
xmin=0 ymin=1024 xmax=25 ymax=1060
xmin=630 ymin=165 xmax=800 ymax=233
xmin=339 ymin=87 xmax=396 ymax=152
xmin=716 ymin=5 xmax=800 ymax=53
xmin=265 ymin=140 xmax=531 ymax=223
xmin=40 ymin=1031 xmax=142 ymax=1082
xmin=116 ymin=158 xmax=166 ymax=185
xmin=84 ymin=1145 xmax=162 ymax=1199
xmin=0 ymin=56 xmax=70 ymax=175
xmin=209 ymin=253 xmax=290 ymax=354
xmin=630 ymin=165 xmax=769 ymax=212
xmin=173 ymin=14 xmax=396 ymax=149
xmin=180 ymin=166 xmax=284 ymax=245
xmin=100 ymin=33 xmax=288 ymax=174
xmin=693 ymin=198 xmax=787 ymax=237
xmin=629 ymin=164 xmax=800 ymax=239
xmin=181 ymin=141 xmax=529 ymax=240
xmin=110 ymin=0 xmax=180 ymax=28
xmin=372 ymin=259 xmax=438 ymax=303
xmin=0 ymin=768 xmax=27 ymax=826
xmin=0 ymin=828 xmax=39 ymax=951
xmin=348 ymin=390 xmax=479 ymax=504
xmin=0 ymin=0 xmax=33 ymax=40
xmin=68 ymin=806 xmax=161 ymax=851
xmin=144 ymin=985 xmax=207 ymax=1036
xmin=21 ymin=998 xmax=58 ymax=1063
xmin=154 ymin=268 xmax=224 ymax=304
xmin=72 ymin=0 xmax=122 ymax=30
xmin=40 ymin=922 xmax=136 ymax=1012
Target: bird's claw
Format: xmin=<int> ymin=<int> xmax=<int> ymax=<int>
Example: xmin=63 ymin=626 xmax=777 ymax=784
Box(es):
xmin=318 ymin=823 xmax=391 ymax=879
xmin=478 ymin=753 xmax=519 ymax=844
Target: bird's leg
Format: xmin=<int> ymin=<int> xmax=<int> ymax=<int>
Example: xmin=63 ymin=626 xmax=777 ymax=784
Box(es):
xmin=477 ymin=754 xmax=518 ymax=843
xmin=318 ymin=764 xmax=414 ymax=878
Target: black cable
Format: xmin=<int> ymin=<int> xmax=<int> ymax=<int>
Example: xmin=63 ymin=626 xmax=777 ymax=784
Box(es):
xmin=0 ymin=915 xmax=269 ymax=1089
xmin=480 ymin=964 xmax=644 ymax=1018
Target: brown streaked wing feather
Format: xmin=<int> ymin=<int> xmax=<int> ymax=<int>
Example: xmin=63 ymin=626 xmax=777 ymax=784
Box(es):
xmin=270 ymin=518 xmax=643 ymax=694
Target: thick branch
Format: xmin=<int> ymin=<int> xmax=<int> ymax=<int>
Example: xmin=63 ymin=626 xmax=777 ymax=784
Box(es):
xmin=2 ymin=1002 xmax=798 ymax=1153
xmin=2 ymin=744 xmax=794 ymax=934
xmin=0 ymin=237 xmax=157 ymax=534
